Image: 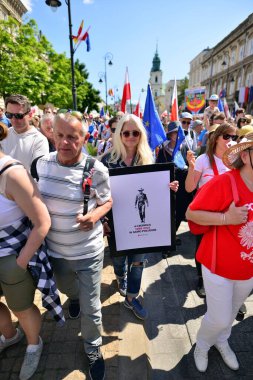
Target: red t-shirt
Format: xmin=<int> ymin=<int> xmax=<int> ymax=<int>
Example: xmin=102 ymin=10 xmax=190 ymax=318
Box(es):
xmin=189 ymin=169 xmax=253 ymax=280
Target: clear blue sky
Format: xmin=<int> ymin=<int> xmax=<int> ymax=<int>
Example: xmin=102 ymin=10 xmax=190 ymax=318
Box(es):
xmin=22 ymin=0 xmax=253 ymax=110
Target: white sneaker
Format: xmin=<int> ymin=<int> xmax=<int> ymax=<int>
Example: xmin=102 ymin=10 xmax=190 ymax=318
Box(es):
xmin=215 ymin=342 xmax=239 ymax=370
xmin=0 ymin=328 xmax=24 ymax=353
xmin=19 ymin=336 xmax=43 ymax=380
xmin=194 ymin=345 xmax=208 ymax=372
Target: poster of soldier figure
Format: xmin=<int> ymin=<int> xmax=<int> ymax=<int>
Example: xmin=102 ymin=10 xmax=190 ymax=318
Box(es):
xmin=108 ymin=164 xmax=176 ymax=256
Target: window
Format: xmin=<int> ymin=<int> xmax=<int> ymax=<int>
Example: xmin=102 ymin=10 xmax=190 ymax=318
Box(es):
xmin=155 ymin=76 xmax=158 ymax=83
xmin=239 ymin=45 xmax=245 ymax=61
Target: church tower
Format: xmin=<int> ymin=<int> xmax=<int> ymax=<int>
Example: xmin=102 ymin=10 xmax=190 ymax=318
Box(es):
xmin=149 ymin=46 xmax=165 ymax=114
xmin=149 ymin=46 xmax=163 ymax=98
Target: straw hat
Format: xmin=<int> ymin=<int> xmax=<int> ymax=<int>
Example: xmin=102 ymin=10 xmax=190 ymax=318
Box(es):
xmin=237 ymin=125 xmax=253 ymax=138
xmin=207 ymin=124 xmax=219 ymax=134
xmin=222 ymin=133 xmax=253 ymax=169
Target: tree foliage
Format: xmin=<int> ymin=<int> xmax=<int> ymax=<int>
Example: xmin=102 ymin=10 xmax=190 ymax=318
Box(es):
xmin=0 ymin=18 xmax=101 ymax=110
xmin=178 ymin=76 xmax=189 ymax=108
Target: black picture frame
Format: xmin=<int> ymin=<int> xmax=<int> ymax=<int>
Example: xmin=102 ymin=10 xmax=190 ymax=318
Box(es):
xmin=107 ymin=163 xmax=176 ymax=256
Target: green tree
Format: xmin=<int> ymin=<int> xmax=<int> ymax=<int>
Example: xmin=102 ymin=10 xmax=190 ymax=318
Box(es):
xmin=0 ymin=18 xmax=101 ymax=111
xmin=178 ymin=76 xmax=189 ymax=109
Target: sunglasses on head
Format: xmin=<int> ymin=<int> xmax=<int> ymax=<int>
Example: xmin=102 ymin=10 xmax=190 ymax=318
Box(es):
xmin=121 ymin=130 xmax=140 ymax=138
xmin=182 ymin=121 xmax=191 ymax=125
xmin=5 ymin=111 xmax=29 ymax=120
xmin=222 ymin=134 xmax=237 ymax=141
xmin=240 ymin=119 xmax=246 ymax=123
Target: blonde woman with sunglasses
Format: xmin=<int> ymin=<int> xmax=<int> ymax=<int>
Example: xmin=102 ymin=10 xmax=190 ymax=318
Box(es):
xmin=101 ymin=114 xmax=178 ymax=320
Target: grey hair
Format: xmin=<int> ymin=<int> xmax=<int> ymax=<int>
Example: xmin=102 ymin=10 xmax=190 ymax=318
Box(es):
xmin=40 ymin=114 xmax=55 ymax=127
xmin=53 ymin=113 xmax=88 ymax=137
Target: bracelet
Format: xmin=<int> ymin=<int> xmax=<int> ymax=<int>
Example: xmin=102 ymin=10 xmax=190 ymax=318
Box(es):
xmin=221 ymin=213 xmax=226 ymax=225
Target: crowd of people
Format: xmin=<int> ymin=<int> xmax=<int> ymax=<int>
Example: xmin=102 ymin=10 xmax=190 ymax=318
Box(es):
xmin=0 ymin=93 xmax=253 ymax=379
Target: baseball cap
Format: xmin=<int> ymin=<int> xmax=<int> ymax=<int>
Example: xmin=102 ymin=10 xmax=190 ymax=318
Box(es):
xmin=209 ymin=94 xmax=219 ymax=101
xmin=181 ymin=112 xmax=193 ymax=120
xmin=192 ymin=120 xmax=203 ymax=129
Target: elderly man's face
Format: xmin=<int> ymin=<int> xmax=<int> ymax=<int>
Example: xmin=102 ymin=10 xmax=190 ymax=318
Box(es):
xmin=54 ymin=118 xmax=85 ymax=165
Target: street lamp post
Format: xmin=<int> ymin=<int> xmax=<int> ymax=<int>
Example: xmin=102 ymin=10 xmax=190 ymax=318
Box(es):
xmin=45 ymin=0 xmax=77 ymax=110
xmin=98 ymin=53 xmax=113 ymax=111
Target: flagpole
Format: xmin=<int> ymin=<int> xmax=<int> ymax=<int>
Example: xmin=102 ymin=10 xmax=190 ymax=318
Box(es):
xmin=66 ymin=0 xmax=77 ymax=110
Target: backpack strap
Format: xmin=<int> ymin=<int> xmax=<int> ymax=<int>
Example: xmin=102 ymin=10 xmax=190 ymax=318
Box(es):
xmin=211 ymin=159 xmax=219 ymax=176
xmin=0 ymin=162 xmax=24 ymax=175
xmin=30 ymin=156 xmax=44 ymax=181
xmin=82 ymin=156 xmax=96 ymax=215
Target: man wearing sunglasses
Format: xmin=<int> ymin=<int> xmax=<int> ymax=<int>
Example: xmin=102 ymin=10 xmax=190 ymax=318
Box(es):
xmin=1 ymin=94 xmax=49 ymax=170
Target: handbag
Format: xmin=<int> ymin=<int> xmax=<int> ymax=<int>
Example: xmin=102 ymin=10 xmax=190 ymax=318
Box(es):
xmin=188 ymin=172 xmax=239 ymax=272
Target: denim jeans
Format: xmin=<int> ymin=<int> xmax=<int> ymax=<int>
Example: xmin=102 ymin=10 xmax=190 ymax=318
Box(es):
xmin=50 ymin=251 xmax=104 ymax=354
xmin=112 ymin=253 xmax=146 ymax=298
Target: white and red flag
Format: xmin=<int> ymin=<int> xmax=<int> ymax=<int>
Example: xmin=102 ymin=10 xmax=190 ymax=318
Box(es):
xmin=170 ymin=78 xmax=178 ymax=121
xmin=121 ymin=67 xmax=131 ymax=113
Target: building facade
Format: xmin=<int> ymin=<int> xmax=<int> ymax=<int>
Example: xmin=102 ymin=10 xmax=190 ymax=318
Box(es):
xmin=189 ymin=48 xmax=210 ymax=88
xmin=0 ymin=0 xmax=27 ymax=23
xmin=198 ymin=13 xmax=253 ymax=111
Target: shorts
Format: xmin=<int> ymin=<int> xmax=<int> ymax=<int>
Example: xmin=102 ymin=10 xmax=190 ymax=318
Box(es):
xmin=0 ymin=255 xmax=36 ymax=312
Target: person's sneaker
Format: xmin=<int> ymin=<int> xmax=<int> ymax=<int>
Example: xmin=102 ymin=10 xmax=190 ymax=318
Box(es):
xmin=87 ymin=347 xmax=105 ymax=380
xmin=0 ymin=328 xmax=24 ymax=353
xmin=196 ymin=278 xmax=206 ymax=298
xmin=68 ymin=299 xmax=80 ymax=319
xmin=116 ymin=276 xmax=127 ymax=297
xmin=194 ymin=345 xmax=208 ymax=372
xmin=214 ymin=342 xmax=239 ymax=370
xmin=124 ymin=297 xmax=148 ymax=320
xmin=19 ymin=336 xmax=43 ymax=380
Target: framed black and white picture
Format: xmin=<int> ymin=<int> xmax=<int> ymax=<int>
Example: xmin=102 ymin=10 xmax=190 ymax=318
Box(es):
xmin=108 ymin=163 xmax=176 ymax=256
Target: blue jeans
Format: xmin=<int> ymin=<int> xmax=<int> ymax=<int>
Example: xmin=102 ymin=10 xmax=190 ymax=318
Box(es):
xmin=51 ymin=252 xmax=104 ymax=354
xmin=112 ymin=253 xmax=146 ymax=298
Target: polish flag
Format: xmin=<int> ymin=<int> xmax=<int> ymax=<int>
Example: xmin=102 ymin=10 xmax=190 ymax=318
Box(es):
xmin=133 ymin=101 xmax=140 ymax=117
xmin=121 ymin=67 xmax=131 ymax=113
xmin=170 ymin=79 xmax=178 ymax=121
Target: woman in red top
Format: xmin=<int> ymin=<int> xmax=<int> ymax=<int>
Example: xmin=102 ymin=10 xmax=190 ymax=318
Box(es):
xmin=186 ymin=134 xmax=253 ymax=373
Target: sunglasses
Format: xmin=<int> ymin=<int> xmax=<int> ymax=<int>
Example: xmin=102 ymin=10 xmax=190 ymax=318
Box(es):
xmin=121 ymin=130 xmax=140 ymax=138
xmin=182 ymin=121 xmax=191 ymax=125
xmin=5 ymin=111 xmax=29 ymax=120
xmin=111 ymin=128 xmax=116 ymax=133
xmin=222 ymin=134 xmax=237 ymax=141
xmin=240 ymin=119 xmax=247 ymax=123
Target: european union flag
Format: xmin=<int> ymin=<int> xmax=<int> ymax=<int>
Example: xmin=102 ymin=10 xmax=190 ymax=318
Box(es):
xmin=143 ymin=84 xmax=166 ymax=150
xmin=100 ymin=107 xmax=105 ymax=117
xmin=172 ymin=124 xmax=186 ymax=169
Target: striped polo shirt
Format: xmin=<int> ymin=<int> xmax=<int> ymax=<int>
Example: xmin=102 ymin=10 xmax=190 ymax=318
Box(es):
xmin=37 ymin=152 xmax=111 ymax=260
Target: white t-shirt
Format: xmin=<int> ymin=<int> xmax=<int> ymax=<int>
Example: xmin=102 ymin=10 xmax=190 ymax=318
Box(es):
xmin=1 ymin=126 xmax=49 ymax=170
xmin=37 ymin=152 xmax=111 ymax=260
xmin=0 ymin=156 xmax=26 ymax=256
xmin=194 ymin=153 xmax=230 ymax=188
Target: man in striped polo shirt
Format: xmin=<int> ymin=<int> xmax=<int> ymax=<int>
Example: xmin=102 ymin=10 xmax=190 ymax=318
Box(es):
xmin=36 ymin=113 xmax=112 ymax=380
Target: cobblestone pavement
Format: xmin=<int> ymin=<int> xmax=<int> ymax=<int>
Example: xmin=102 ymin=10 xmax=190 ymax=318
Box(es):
xmin=0 ymin=222 xmax=252 ymax=379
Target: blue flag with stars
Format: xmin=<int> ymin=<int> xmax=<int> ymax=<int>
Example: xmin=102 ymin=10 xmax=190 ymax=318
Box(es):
xmin=143 ymin=84 xmax=166 ymax=150
xmin=172 ymin=124 xmax=186 ymax=169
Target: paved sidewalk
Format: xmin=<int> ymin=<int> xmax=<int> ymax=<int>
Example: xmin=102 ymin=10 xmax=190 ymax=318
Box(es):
xmin=0 ymin=222 xmax=253 ymax=379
